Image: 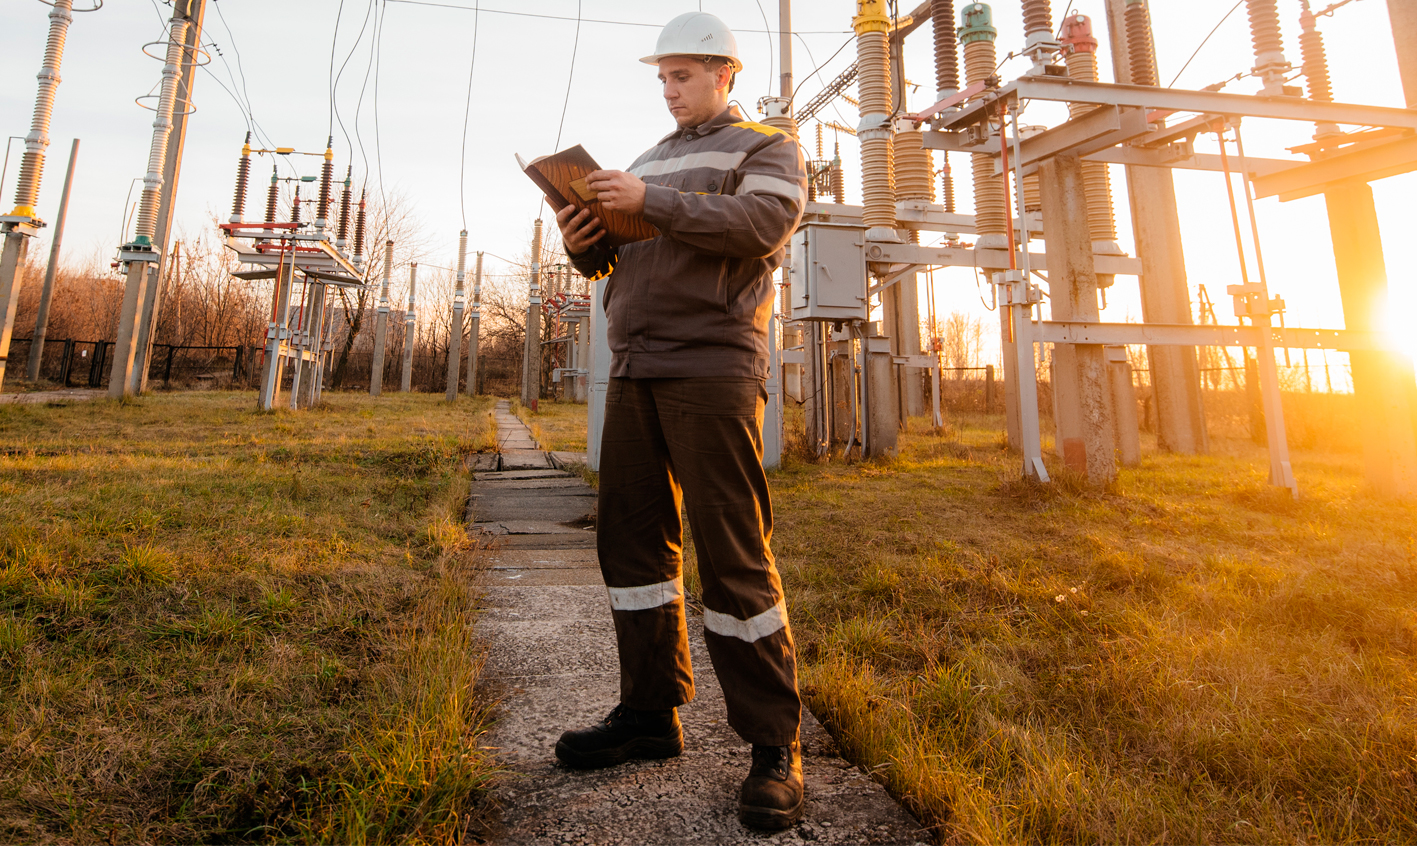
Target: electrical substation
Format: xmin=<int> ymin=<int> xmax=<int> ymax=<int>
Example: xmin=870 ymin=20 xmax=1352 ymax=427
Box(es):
xmin=0 ymin=0 xmax=1414 ymax=501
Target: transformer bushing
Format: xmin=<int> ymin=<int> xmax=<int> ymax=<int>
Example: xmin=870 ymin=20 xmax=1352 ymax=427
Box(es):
xmin=759 ymin=97 xmax=799 ymax=137
xmin=131 ymin=13 xmax=190 ymax=249
xmin=10 ymin=0 xmax=74 ymax=222
xmin=1020 ymin=0 xmax=1060 ymax=71
xmin=893 ymin=119 xmax=934 ymax=244
xmin=855 ymin=0 xmax=897 ymax=240
xmin=336 ymin=166 xmax=352 ymax=249
xmin=230 ymin=132 xmax=251 ymax=224
xmin=447 ymin=229 xmax=467 ymax=400
xmin=315 ymin=138 xmax=334 ymax=230
xmin=352 ymin=189 xmax=367 ymax=270
xmin=961 ymin=3 xmax=1007 ymax=248
xmin=1299 ymin=2 xmax=1340 ymax=138
xmin=1124 ymin=0 xmax=1159 ymax=88
xmin=1246 ymin=0 xmax=1290 ymax=97
xmin=931 ymin=0 xmax=960 ymax=215
xmin=1059 ymin=14 xmax=1122 ymax=257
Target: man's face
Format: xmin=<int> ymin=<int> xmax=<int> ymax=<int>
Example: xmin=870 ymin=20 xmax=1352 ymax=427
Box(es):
xmin=658 ymin=56 xmax=729 ymax=128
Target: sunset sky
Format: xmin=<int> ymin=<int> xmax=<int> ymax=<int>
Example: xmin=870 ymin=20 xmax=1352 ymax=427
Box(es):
xmin=1 ymin=0 xmax=1411 ymax=367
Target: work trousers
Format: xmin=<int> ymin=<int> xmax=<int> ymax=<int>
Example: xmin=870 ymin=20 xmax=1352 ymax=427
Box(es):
xmin=597 ymin=376 xmax=801 ymax=746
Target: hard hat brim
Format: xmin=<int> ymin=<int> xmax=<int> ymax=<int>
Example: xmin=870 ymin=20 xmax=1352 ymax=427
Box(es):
xmin=640 ymin=53 xmax=745 ymax=73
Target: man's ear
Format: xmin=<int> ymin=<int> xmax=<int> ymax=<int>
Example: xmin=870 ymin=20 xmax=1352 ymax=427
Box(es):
xmin=717 ymin=63 xmax=733 ymax=94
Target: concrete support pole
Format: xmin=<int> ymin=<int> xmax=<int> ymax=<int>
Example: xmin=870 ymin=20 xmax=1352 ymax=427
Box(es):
xmin=370 ymin=240 xmax=392 ymax=396
xmin=298 ymin=283 xmax=327 ymax=408
xmin=401 ymin=263 xmax=417 ymax=392
xmin=258 ymin=252 xmax=292 ymax=411
xmin=110 ymin=3 xmax=191 ymax=399
xmin=1324 ymin=180 xmax=1417 ymax=497
xmin=27 ymin=138 xmax=78 ymax=382
xmin=446 ymin=230 xmax=467 ymax=401
xmin=1039 ymin=152 xmax=1115 ymax=484
xmin=467 ymin=251 xmax=482 ymax=394
xmin=1104 ymin=0 xmax=1208 ymax=455
xmin=1106 ymin=346 xmax=1141 ymax=466
xmin=287 ymin=277 xmax=310 ymax=410
xmin=803 ymin=322 xmax=825 ymax=452
xmin=522 ymin=219 xmax=544 ymax=409
xmin=1390 ymin=0 xmax=1417 ymax=108
xmin=134 ymin=0 xmax=204 ymax=394
xmin=0 ymin=0 xmax=75 ymax=390
xmin=0 ymin=235 xmax=32 ymax=387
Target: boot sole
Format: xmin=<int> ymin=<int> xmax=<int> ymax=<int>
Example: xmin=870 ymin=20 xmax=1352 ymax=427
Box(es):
xmin=554 ymin=733 xmax=683 ymax=769
xmin=739 ymin=794 xmax=805 ymax=831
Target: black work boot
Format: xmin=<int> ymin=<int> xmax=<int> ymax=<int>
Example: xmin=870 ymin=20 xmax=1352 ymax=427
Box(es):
xmin=738 ymin=741 xmax=804 ymax=830
xmin=555 ymin=703 xmax=683 ymax=769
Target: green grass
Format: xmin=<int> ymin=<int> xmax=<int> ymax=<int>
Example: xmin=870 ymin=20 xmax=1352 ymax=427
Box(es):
xmin=513 ymin=398 xmax=589 ymax=453
xmin=0 ymin=391 xmax=499 ymax=843
xmin=772 ymin=412 xmax=1417 ymax=843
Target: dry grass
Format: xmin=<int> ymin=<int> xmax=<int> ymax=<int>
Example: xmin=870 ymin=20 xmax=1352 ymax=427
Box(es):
xmin=0 ymin=391 xmax=499 ymax=843
xmin=512 ymin=398 xmax=588 ymax=453
xmin=772 ymin=411 xmax=1417 ymax=844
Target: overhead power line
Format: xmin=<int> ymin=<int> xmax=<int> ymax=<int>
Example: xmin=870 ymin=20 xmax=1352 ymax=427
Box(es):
xmin=459 ymin=0 xmax=481 ymax=229
xmin=382 ymin=0 xmax=851 ymax=34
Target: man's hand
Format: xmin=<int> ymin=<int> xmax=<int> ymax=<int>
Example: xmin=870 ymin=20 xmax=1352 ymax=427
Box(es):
xmin=556 ymin=205 xmax=605 ymax=255
xmin=586 ymin=170 xmax=646 ymax=215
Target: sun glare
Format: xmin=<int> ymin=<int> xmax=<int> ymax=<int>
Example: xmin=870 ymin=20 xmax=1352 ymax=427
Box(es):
xmin=1386 ymin=287 xmax=1417 ymax=367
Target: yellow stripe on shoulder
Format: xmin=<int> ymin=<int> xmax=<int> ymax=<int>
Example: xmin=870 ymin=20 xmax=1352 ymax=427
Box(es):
xmin=732 ymin=120 xmax=787 ymax=138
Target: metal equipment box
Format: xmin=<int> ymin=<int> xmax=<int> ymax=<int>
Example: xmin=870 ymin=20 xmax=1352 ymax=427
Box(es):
xmin=788 ymin=223 xmax=867 ymax=322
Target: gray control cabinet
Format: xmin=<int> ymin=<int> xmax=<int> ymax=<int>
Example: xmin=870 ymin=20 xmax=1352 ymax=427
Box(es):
xmin=788 ymin=223 xmax=867 ymax=322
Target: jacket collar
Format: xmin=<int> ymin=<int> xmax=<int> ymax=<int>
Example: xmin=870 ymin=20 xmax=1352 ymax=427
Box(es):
xmin=658 ymin=104 xmax=743 ymax=144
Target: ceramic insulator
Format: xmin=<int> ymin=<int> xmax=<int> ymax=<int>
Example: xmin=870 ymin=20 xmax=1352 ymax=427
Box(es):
xmin=1064 ymin=49 xmax=1118 ymax=243
xmin=856 ymin=27 xmax=895 ymax=230
xmin=12 ymin=0 xmax=73 ymax=217
xmin=133 ymin=15 xmax=189 ymax=243
xmin=895 ymin=128 xmax=934 ymax=243
xmin=1125 ymin=1 xmax=1159 ymax=87
xmin=963 ymin=38 xmax=1006 ymax=237
xmin=932 ymin=0 xmax=960 ymax=96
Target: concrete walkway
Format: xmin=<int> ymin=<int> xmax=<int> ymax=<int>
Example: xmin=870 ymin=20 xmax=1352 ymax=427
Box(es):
xmin=0 ymin=388 xmax=103 ymax=405
xmin=471 ymin=401 xmax=927 ymax=845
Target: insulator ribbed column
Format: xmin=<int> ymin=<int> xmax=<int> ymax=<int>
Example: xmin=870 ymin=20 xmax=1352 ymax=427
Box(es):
xmin=894 ymin=126 xmax=934 ymax=243
xmin=932 ymin=0 xmax=960 ymax=98
xmin=353 ymin=190 xmax=367 ymax=265
xmin=11 ymin=0 xmax=74 ymax=220
xmin=1021 ymin=0 xmax=1053 ymax=48
xmin=455 ymin=230 xmax=467 ymax=299
xmin=855 ymin=0 xmax=896 ymax=237
xmin=263 ymin=166 xmax=279 ymax=224
xmin=961 ymin=3 xmax=1006 ymax=244
xmin=290 ymin=189 xmax=301 ymax=226
xmin=132 ymin=11 xmax=190 ymax=245
xmin=1246 ymin=0 xmax=1289 ymax=95
xmin=1299 ymin=3 xmax=1340 ymax=138
xmin=380 ymin=239 xmax=393 ymax=305
xmin=336 ymin=166 xmax=352 ymax=247
xmin=231 ymin=132 xmax=251 ymax=223
xmin=1060 ymin=14 xmax=1119 ymax=246
xmin=831 ymin=149 xmax=846 ymax=204
xmin=315 ymin=138 xmax=334 ymax=229
xmin=940 ymin=155 xmax=956 ymax=213
xmin=1124 ymin=0 xmax=1159 ymax=88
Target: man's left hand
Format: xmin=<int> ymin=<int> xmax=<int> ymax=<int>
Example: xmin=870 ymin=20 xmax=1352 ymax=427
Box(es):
xmin=586 ymin=170 xmax=646 ymax=215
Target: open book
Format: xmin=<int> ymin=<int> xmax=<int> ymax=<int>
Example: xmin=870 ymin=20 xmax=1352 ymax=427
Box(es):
xmin=517 ymin=145 xmax=657 ymax=248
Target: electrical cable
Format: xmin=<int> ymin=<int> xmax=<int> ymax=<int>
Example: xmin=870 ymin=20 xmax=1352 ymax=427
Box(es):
xmin=552 ymin=0 xmax=582 ymax=155
xmin=328 ymin=0 xmax=347 ymax=137
xmin=750 ymin=0 xmax=774 ymax=98
xmin=458 ymin=0 xmax=480 ymax=230
xmin=353 ymin=0 xmax=380 ymax=198
xmin=332 ymin=0 xmax=375 ymax=160
xmin=1168 ymin=0 xmax=1245 ymax=88
xmin=787 ymin=33 xmax=855 ymax=108
xmin=374 ymin=0 xmax=387 ymax=212
xmin=382 ymin=0 xmax=850 ymax=34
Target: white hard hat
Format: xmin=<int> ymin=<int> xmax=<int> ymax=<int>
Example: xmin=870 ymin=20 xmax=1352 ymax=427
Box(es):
xmin=640 ymin=12 xmax=743 ymax=72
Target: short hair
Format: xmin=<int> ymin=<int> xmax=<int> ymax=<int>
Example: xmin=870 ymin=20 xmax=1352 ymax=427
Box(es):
xmin=704 ymin=56 xmax=736 ymax=93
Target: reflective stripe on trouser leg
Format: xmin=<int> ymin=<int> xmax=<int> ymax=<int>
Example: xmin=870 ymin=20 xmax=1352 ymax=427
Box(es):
xmin=654 ymin=377 xmax=802 ymax=746
xmin=598 ymin=378 xmax=695 ymax=710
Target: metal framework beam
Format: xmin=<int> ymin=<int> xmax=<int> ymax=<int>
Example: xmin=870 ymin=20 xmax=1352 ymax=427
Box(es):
xmin=1252 ymin=134 xmax=1417 ymax=201
xmin=929 ymin=76 xmax=1417 ymax=134
xmin=1034 ymin=320 xmax=1397 ymax=352
xmin=868 ymin=242 xmax=1143 ymax=276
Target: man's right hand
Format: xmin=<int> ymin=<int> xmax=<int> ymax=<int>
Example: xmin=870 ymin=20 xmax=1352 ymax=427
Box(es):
xmin=556 ymin=205 xmax=606 ymax=255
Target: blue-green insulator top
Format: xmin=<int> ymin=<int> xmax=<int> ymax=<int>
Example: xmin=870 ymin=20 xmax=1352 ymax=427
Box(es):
xmin=959 ymin=3 xmax=996 ymax=44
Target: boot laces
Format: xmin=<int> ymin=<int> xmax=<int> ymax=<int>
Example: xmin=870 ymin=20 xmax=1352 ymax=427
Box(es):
xmin=751 ymin=744 xmax=790 ymax=780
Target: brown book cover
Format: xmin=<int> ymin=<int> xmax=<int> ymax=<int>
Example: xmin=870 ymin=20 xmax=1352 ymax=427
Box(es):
xmin=516 ymin=145 xmax=657 ymax=248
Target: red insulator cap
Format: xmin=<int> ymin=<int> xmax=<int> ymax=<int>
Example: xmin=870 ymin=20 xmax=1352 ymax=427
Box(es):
xmin=1059 ymin=13 xmax=1098 ymax=54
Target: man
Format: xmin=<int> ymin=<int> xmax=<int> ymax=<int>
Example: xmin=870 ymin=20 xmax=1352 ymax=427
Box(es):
xmin=551 ymin=10 xmax=808 ymax=832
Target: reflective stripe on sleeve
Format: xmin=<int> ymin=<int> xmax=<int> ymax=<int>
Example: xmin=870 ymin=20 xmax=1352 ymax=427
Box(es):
xmin=606 ymin=576 xmax=684 ymax=611
xmin=703 ymin=599 xmax=788 ymax=643
xmin=736 ymin=173 xmax=806 ymax=206
xmin=630 ymin=150 xmax=747 ymax=179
